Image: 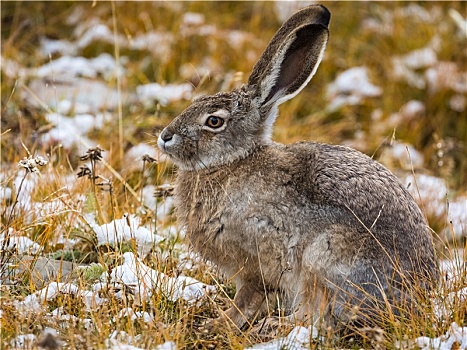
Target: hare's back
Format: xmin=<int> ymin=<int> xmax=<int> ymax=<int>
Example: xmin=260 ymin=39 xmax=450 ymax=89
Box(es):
xmin=275 ymin=142 xmax=434 ymax=261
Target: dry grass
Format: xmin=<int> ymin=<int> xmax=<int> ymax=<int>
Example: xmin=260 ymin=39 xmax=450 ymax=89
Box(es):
xmin=1 ymin=1 xmax=466 ymax=349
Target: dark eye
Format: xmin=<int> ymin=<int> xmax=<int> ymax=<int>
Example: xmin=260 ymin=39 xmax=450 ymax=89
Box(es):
xmin=205 ymin=115 xmax=225 ymax=128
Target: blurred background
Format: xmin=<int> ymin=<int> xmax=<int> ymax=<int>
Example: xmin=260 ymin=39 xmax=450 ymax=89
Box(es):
xmin=1 ymin=1 xmax=466 ymax=243
xmin=1 ymin=2 xmax=466 ymax=348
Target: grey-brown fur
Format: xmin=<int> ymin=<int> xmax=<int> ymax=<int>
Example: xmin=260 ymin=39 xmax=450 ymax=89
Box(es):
xmin=158 ymin=4 xmax=438 ymax=331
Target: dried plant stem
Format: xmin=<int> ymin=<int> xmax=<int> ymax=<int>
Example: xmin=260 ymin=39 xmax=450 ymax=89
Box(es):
xmin=91 ymin=158 xmax=105 ymax=225
xmin=4 ymin=170 xmax=27 ymax=231
xmin=111 ymin=0 xmax=124 ymax=164
xmin=1 ymin=170 xmax=27 ymax=275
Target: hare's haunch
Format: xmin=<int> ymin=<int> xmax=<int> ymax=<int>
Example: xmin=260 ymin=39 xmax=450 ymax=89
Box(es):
xmin=158 ymin=4 xmax=438 ymax=332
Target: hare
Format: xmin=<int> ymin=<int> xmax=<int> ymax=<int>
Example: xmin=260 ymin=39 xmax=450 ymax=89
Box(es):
xmin=158 ymin=4 xmax=438 ymax=332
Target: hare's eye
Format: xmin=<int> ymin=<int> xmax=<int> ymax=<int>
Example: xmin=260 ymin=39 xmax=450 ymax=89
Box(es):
xmin=205 ymin=116 xmax=224 ymax=128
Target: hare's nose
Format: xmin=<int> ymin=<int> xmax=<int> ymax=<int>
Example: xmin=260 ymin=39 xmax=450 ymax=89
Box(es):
xmin=160 ymin=129 xmax=173 ymax=142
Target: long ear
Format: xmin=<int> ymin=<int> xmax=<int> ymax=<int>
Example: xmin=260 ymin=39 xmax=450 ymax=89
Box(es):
xmin=248 ymin=5 xmax=330 ymax=112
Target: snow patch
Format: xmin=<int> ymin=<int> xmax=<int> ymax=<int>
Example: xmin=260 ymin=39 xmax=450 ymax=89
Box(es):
xmin=42 ymin=112 xmax=97 ymax=150
xmin=156 ymin=196 xmax=175 ymax=222
xmin=405 ymin=174 xmax=447 ymax=217
xmin=116 ymin=307 xmax=154 ymax=324
xmin=91 ymin=214 xmax=163 ymax=256
xmin=425 ymin=62 xmax=467 ymax=94
xmin=246 ymin=325 xmax=319 ymax=350
xmin=15 ymin=282 xmax=80 ymax=313
xmin=126 ymin=143 xmax=158 ymax=162
xmin=182 ymin=12 xmax=205 ymax=26
xmin=103 ymin=252 xmax=216 ymax=304
xmin=131 ymin=32 xmax=174 ymax=60
xmin=391 ymin=47 xmax=437 ymax=89
xmin=389 ymin=142 xmax=424 ymax=170
xmin=404 ymin=174 xmax=466 ymax=240
xmin=35 ymin=53 xmax=120 ymax=80
xmin=416 ymin=323 xmax=467 ymax=350
xmin=326 ymin=67 xmax=382 ymax=111
xmin=136 ymin=83 xmax=193 ymax=107
xmin=40 ymin=37 xmax=77 ymax=57
xmin=10 ymin=334 xmax=36 ymax=349
xmin=0 ymin=229 xmax=41 ymax=254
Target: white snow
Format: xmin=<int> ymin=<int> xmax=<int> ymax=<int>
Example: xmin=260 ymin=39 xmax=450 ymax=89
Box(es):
xmin=42 ymin=112 xmax=103 ymax=150
xmin=389 ymin=142 xmax=424 ymax=170
xmin=15 ymin=282 xmax=80 ymax=313
xmin=449 ymin=94 xmax=467 ymax=112
xmin=91 ymin=214 xmax=164 ymax=256
xmin=126 ymin=144 xmax=158 ymax=162
xmin=10 ymin=334 xmax=36 ymax=349
xmin=425 ymin=62 xmax=467 ymax=94
xmin=40 ymin=37 xmax=77 ymax=57
xmin=81 ymin=290 xmax=107 ymax=311
xmin=56 ymin=99 xmax=91 ymax=115
xmin=104 ymin=252 xmax=216 ymax=304
xmin=35 ymin=53 xmax=120 ymax=80
xmin=116 ymin=308 xmax=154 ymax=324
xmin=156 ymin=197 xmax=175 ymax=223
xmin=0 ymin=186 xmax=13 ymax=203
xmin=1 ymin=56 xmax=23 ymax=78
xmin=404 ymin=174 xmax=466 ymax=240
xmin=7 ymin=172 xmax=45 ymax=215
xmin=400 ymin=47 xmax=437 ymax=70
xmin=182 ymin=12 xmax=205 ymax=26
xmin=0 ymin=229 xmax=41 ymax=254
xmin=416 ymin=323 xmax=467 ymax=350
xmin=405 ymin=174 xmax=447 ymax=217
xmin=141 ymin=185 xmax=157 ymax=210
xmin=14 ymin=281 xmax=106 ymax=315
xmin=42 ymin=113 xmax=112 ymax=150
xmin=136 ymin=83 xmax=193 ymax=107
xmin=447 ymin=198 xmax=467 ymax=239
xmin=400 ymin=100 xmax=426 ymax=119
xmin=386 ymin=100 xmax=426 ymax=128
xmin=26 ymin=76 xmax=128 ymax=112
xmin=246 ymin=326 xmax=319 ymax=350
xmin=391 ymin=47 xmax=438 ymax=89
xmin=394 ymin=4 xmax=442 ymax=23
xmin=326 ymin=67 xmax=382 ymax=111
xmin=76 ymin=22 xmax=126 ymax=50
xmin=130 ymin=32 xmax=174 ymax=60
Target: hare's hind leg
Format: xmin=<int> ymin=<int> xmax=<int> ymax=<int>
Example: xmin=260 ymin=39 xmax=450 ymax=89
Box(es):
xmin=297 ymin=225 xmax=372 ymax=328
xmin=223 ymin=281 xmax=266 ymax=329
xmin=289 ymin=273 xmax=335 ymax=328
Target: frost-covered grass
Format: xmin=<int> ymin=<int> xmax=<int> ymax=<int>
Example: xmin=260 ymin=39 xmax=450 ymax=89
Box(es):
xmin=1 ymin=1 xmax=466 ymax=349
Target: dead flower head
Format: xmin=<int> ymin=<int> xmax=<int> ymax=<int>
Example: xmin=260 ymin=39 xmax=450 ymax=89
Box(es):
xmin=141 ymin=154 xmax=157 ymax=163
xmin=80 ymin=146 xmax=104 ymax=162
xmin=18 ymin=155 xmax=48 ymax=173
xmin=77 ymin=165 xmax=93 ymax=179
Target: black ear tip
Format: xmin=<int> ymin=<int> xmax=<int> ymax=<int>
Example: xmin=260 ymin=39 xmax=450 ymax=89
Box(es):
xmin=316 ymin=4 xmax=331 ymax=27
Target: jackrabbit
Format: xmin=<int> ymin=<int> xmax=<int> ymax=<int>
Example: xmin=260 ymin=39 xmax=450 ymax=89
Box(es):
xmin=158 ymin=4 xmax=438 ymax=332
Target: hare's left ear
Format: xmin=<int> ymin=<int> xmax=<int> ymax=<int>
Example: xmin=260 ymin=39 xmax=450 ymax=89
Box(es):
xmin=248 ymin=5 xmax=330 ymax=118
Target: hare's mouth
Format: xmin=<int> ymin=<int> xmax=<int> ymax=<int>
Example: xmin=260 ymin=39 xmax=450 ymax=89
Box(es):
xmin=156 ymin=135 xmax=198 ymax=171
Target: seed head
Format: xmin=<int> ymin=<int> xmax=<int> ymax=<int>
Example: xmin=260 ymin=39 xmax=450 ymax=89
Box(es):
xmin=18 ymin=155 xmax=48 ymax=173
xmin=80 ymin=146 xmax=104 ymax=161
